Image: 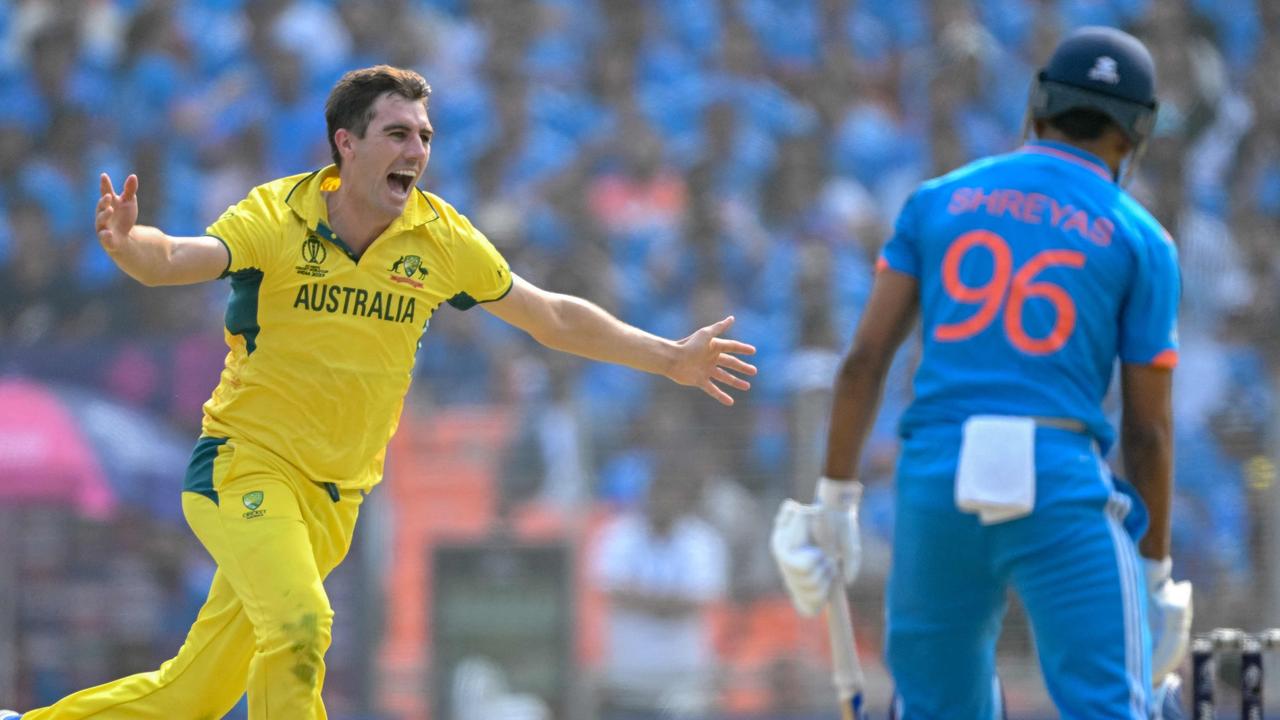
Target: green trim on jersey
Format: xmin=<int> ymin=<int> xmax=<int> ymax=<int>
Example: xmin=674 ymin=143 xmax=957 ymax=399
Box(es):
xmin=226 ymin=268 xmax=264 ymax=353
xmin=314 ymin=220 xmax=360 ymax=262
xmin=447 ymin=291 xmax=478 ymax=310
xmin=447 ymin=274 xmax=513 ymax=310
xmin=283 ymin=169 xmax=321 ymax=207
xmin=415 ymin=187 xmax=442 ymax=224
xmin=209 ymin=234 xmax=233 ymax=278
xmin=184 ymin=436 xmax=229 ymax=504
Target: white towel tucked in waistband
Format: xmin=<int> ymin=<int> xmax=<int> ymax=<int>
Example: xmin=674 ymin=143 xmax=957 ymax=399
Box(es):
xmin=955 ymin=415 xmax=1036 ymax=524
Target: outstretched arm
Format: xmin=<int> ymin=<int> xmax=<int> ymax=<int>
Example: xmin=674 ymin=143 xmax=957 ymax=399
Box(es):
xmin=483 ymin=275 xmax=757 ymax=405
xmin=96 ymin=173 xmax=229 ymax=286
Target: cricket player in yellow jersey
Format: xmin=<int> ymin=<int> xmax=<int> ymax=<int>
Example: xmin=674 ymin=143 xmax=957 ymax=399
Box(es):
xmin=5 ymin=66 xmax=756 ymax=720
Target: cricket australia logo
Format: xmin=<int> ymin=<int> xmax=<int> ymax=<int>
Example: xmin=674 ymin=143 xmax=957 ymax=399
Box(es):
xmin=1087 ymin=56 xmax=1120 ymax=84
xmin=296 ymin=234 xmax=330 ymax=278
xmin=389 ymin=254 xmax=429 ymax=288
xmin=242 ymin=491 xmax=266 ymax=519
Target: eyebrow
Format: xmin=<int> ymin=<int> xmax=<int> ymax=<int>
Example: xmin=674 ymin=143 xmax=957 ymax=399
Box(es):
xmin=382 ymin=123 xmax=433 ymax=137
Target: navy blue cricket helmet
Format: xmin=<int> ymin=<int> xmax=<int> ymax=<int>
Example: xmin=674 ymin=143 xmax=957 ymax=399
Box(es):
xmin=1029 ymin=26 xmax=1159 ymax=145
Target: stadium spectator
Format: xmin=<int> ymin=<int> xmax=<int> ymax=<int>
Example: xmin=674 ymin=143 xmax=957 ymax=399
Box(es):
xmin=592 ymin=457 xmax=728 ymax=719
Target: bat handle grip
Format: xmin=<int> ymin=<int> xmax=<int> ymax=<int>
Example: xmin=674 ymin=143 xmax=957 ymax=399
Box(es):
xmin=818 ymin=510 xmax=867 ymax=719
xmin=827 ymin=573 xmax=864 ymax=697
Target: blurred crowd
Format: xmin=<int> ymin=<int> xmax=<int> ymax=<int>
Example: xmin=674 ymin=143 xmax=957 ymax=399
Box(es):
xmin=1 ymin=0 xmax=1279 ymax=717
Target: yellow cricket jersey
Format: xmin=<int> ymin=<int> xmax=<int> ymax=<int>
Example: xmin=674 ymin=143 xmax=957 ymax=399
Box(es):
xmin=201 ymin=165 xmax=511 ymax=490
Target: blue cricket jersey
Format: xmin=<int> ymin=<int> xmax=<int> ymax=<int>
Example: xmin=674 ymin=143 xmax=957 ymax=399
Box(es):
xmin=880 ymin=140 xmax=1180 ymax=454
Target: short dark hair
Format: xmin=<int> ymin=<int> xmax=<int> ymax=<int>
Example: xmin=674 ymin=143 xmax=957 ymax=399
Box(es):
xmin=325 ymin=65 xmax=431 ymax=167
xmin=1046 ymin=109 xmax=1118 ymax=142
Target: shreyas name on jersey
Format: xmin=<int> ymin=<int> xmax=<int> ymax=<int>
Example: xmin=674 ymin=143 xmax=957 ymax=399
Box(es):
xmin=292 ymin=283 xmax=418 ymax=323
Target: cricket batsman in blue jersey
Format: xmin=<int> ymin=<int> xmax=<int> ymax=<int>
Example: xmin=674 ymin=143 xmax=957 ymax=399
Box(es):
xmin=770 ymin=27 xmax=1192 ymax=719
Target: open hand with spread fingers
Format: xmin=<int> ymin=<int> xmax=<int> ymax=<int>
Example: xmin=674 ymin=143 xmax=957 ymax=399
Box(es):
xmin=95 ymin=172 xmax=139 ymax=253
xmin=666 ymin=315 xmax=758 ymax=406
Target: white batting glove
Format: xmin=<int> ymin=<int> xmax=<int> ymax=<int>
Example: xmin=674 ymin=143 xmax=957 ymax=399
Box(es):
xmin=815 ymin=477 xmax=863 ymax=584
xmin=1145 ymin=557 xmax=1193 ymax=681
xmin=769 ymin=478 xmax=863 ymax=617
xmin=771 ymin=500 xmax=830 ymax=616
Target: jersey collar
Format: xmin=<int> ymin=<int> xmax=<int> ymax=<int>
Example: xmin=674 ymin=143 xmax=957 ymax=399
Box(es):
xmin=1019 ymin=140 xmax=1115 ymax=182
xmin=284 ymin=165 xmax=441 ymax=237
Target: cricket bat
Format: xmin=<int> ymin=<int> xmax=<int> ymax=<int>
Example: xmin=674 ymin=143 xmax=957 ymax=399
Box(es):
xmin=818 ymin=509 xmax=868 ymax=720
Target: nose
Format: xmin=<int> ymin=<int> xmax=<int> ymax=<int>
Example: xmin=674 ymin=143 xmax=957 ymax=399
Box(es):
xmin=406 ymin=136 xmax=428 ymax=162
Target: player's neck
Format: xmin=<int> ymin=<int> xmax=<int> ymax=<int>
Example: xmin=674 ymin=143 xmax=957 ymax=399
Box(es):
xmin=324 ymin=189 xmax=395 ymax=257
xmin=1036 ymin=128 xmax=1126 ymax=177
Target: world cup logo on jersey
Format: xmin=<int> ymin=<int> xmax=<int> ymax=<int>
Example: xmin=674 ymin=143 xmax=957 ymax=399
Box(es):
xmin=296 ymin=234 xmax=331 ymax=278
xmin=302 ymin=236 xmax=328 ymax=265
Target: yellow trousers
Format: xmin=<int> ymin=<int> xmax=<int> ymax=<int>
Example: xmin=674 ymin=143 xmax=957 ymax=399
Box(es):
xmin=25 ymin=438 xmax=362 ymax=719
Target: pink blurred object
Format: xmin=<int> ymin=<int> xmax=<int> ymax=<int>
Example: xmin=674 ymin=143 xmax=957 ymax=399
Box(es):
xmin=0 ymin=377 xmax=117 ymax=519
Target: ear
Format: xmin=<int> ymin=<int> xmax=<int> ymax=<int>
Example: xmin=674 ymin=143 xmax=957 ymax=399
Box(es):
xmin=1108 ymin=125 xmax=1135 ymax=157
xmin=334 ymin=128 xmax=355 ymax=161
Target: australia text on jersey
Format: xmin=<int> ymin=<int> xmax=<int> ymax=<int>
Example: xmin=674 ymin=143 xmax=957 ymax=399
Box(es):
xmin=292 ymin=282 xmax=419 ymax=323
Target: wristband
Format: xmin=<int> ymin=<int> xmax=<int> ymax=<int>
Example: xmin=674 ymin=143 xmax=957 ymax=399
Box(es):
xmin=815 ymin=476 xmax=863 ymax=507
xmin=1143 ymin=556 xmax=1172 ymax=586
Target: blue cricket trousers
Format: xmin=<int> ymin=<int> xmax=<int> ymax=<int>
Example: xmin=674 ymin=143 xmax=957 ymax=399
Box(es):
xmin=886 ymin=425 xmax=1152 ymax=720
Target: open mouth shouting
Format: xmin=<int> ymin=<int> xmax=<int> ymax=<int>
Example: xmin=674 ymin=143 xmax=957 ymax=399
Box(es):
xmin=387 ymin=169 xmax=417 ymax=199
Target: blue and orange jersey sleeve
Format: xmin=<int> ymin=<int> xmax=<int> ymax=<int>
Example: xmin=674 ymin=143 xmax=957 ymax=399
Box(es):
xmin=878 ymin=190 xmax=923 ymax=277
xmin=1119 ymin=225 xmax=1180 ymax=368
xmin=206 ymin=183 xmax=284 ymax=276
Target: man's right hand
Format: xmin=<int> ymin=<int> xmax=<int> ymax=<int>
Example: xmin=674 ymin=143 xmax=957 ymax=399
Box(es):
xmin=769 ymin=479 xmax=863 ymax=617
xmin=666 ymin=315 xmax=757 ymax=406
xmin=95 ymin=172 xmax=139 ymax=253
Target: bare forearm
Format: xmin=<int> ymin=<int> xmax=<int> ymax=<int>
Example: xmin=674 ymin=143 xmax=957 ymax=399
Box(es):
xmin=107 ymin=226 xmax=226 ymax=287
xmin=485 ymin=275 xmax=754 ymax=405
xmin=106 ymin=225 xmax=193 ymax=286
xmin=823 ymin=349 xmax=891 ymax=479
xmin=105 ymin=224 xmax=173 ymax=285
xmin=1123 ymin=421 xmax=1173 ymax=560
xmin=530 ymin=294 xmax=677 ymax=375
xmin=1119 ymin=363 xmax=1175 ymax=561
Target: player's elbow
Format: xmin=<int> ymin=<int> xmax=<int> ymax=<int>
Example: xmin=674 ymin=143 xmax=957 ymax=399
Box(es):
xmin=524 ymin=295 xmax=576 ymax=350
xmin=1120 ymin=417 xmax=1171 ymax=454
